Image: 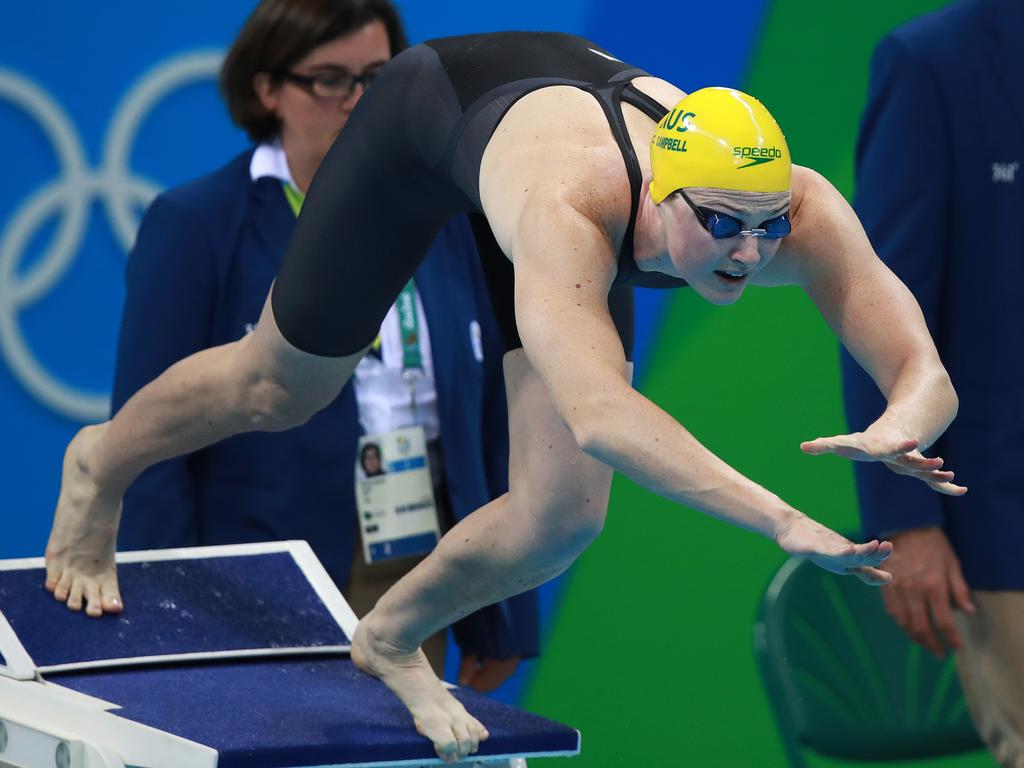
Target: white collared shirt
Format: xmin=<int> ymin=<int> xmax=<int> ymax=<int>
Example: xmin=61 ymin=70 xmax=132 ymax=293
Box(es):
xmin=250 ymin=142 xmax=441 ymax=440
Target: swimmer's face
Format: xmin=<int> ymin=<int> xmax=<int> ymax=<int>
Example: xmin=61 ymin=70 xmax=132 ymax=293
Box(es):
xmin=256 ymin=19 xmax=391 ymax=170
xmin=658 ymin=188 xmax=789 ymax=305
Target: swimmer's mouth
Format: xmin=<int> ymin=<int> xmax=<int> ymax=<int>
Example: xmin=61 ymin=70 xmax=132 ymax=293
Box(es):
xmin=714 ymin=269 xmax=749 ymax=284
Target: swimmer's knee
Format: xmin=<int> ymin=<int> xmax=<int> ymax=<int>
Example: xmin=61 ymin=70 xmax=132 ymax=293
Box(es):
xmin=242 ymin=372 xmax=328 ymax=432
xmin=230 ymin=332 xmax=347 ymax=432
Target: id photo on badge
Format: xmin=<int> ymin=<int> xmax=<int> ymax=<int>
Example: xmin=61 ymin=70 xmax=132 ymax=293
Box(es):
xmin=359 ymin=442 xmax=386 ymax=479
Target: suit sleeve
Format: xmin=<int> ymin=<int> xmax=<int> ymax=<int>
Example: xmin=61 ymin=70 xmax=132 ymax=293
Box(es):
xmin=450 ymin=215 xmax=541 ymax=660
xmin=112 ymin=193 xmax=216 ymax=550
xmin=842 ymin=33 xmax=951 ymax=538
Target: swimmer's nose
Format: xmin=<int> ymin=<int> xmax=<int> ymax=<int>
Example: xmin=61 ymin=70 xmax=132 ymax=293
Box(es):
xmin=730 ymin=235 xmax=762 ymax=268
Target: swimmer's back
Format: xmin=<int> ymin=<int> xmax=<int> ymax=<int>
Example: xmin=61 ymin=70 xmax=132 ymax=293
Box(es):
xmin=422 ymin=32 xmax=682 ymax=274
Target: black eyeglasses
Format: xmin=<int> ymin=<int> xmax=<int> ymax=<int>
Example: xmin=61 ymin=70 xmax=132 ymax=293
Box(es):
xmin=678 ymin=189 xmax=791 ymax=239
xmin=278 ymin=66 xmax=383 ymax=101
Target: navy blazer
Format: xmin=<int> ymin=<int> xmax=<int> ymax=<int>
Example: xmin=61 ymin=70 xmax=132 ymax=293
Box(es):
xmin=113 ymin=150 xmax=539 ymax=658
xmin=842 ymin=0 xmax=1024 ymax=588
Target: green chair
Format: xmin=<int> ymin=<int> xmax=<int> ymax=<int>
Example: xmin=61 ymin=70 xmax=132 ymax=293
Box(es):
xmin=754 ymin=555 xmax=984 ymax=767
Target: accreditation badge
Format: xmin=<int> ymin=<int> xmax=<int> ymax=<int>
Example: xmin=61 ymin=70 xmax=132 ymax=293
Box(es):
xmin=355 ymin=426 xmax=441 ymax=564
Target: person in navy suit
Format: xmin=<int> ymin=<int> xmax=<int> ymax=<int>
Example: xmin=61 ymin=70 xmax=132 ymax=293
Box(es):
xmin=111 ymin=0 xmax=537 ymax=694
xmin=843 ymin=0 xmax=1024 ymax=762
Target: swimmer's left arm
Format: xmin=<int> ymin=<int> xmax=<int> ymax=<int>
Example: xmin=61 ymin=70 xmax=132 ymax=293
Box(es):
xmin=773 ymin=166 xmax=965 ymax=495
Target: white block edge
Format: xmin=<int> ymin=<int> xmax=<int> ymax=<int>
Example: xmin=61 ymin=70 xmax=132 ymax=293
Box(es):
xmin=286 ymin=540 xmax=360 ymax=640
xmin=0 ymin=540 xmax=297 ymax=571
xmin=0 ymin=675 xmax=217 ymax=768
xmin=38 ymin=645 xmax=349 ymax=675
xmin=0 ymin=608 xmax=36 ymax=681
xmin=284 ymin=742 xmax=582 ymax=768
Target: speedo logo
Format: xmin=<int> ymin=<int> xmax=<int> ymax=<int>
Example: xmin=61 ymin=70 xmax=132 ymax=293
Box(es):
xmin=734 ymin=145 xmax=783 ymax=168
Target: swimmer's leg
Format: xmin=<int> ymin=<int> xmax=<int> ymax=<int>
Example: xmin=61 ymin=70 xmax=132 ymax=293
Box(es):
xmin=47 ymin=292 xmax=364 ymax=616
xmin=353 ymin=348 xmax=620 ymax=763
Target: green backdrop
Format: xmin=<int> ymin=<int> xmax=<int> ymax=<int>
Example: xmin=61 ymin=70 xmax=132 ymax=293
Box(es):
xmin=523 ymin=1 xmax=997 ymax=766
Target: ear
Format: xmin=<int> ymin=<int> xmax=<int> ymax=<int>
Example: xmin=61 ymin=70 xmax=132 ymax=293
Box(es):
xmin=252 ymin=72 xmax=279 ymax=114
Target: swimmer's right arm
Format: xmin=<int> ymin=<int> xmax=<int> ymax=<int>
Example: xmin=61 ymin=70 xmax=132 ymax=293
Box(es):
xmin=512 ymin=197 xmax=868 ymax=556
xmin=512 ymin=198 xmax=892 ymax=580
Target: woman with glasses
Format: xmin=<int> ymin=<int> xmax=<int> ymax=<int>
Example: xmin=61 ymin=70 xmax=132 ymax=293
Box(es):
xmin=106 ymin=0 xmax=537 ymax=697
xmin=49 ymin=29 xmax=962 ymax=764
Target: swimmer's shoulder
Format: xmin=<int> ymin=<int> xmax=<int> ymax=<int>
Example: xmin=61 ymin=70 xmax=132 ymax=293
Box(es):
xmin=752 ymin=166 xmax=828 ymax=288
xmin=479 ymin=76 xmax=682 ymax=261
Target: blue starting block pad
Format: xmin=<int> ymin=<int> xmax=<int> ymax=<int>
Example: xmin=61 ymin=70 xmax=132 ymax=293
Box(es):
xmin=0 ymin=541 xmax=580 ymax=768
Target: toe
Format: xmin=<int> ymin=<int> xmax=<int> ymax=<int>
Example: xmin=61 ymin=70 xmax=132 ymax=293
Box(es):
xmin=452 ymin=721 xmax=475 ymax=758
xmin=45 ymin=559 xmax=61 ymax=592
xmin=435 ymin=737 xmax=460 ymax=765
xmin=100 ymin=579 xmax=123 ymax=614
xmin=67 ymin=579 xmax=84 ymax=611
xmin=84 ymin=582 xmax=103 ymax=617
xmin=54 ymin=572 xmax=73 ymax=602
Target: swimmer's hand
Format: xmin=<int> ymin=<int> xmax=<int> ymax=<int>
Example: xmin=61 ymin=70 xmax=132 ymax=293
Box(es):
xmin=45 ymin=424 xmax=124 ymax=617
xmin=775 ymin=514 xmax=894 ymax=586
xmin=800 ymin=430 xmax=967 ymax=496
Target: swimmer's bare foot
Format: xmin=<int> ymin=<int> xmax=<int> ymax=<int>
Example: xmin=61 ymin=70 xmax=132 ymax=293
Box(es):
xmin=45 ymin=424 xmax=124 ymax=617
xmin=352 ymin=613 xmax=489 ymax=764
xmin=775 ymin=512 xmax=894 ymax=586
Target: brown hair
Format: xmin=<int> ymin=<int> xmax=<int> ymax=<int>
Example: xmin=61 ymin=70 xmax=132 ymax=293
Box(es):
xmin=220 ymin=0 xmax=407 ymax=143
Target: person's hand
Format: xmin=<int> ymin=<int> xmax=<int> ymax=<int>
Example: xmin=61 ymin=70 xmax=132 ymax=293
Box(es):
xmin=775 ymin=513 xmax=893 ymax=585
xmin=457 ymin=654 xmax=521 ymax=692
xmin=801 ymin=424 xmax=966 ymax=496
xmin=881 ymin=526 xmax=974 ymax=658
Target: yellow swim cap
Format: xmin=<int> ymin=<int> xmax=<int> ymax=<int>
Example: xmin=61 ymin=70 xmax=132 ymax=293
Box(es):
xmin=649 ymin=87 xmax=791 ymax=203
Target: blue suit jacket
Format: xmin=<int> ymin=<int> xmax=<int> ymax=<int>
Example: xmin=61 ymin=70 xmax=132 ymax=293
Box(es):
xmin=112 ymin=150 xmax=539 ymax=658
xmin=842 ymin=0 xmax=1024 ymax=588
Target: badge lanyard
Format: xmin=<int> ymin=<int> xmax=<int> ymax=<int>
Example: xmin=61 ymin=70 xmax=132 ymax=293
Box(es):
xmin=396 ymin=281 xmax=424 ymax=411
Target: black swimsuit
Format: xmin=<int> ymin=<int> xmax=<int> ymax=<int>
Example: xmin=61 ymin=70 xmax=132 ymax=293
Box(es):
xmin=271 ymin=32 xmax=687 ymax=359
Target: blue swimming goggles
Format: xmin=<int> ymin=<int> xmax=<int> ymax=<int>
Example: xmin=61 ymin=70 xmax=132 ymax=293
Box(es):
xmin=678 ymin=189 xmax=792 ymax=239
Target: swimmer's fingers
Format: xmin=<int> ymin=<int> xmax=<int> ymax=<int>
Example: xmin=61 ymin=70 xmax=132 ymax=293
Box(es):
xmin=801 ymin=432 xmax=919 ymax=462
xmin=891 ymin=450 xmax=945 ymax=471
xmin=842 ymin=538 xmax=894 ymax=567
xmin=800 ymin=433 xmax=866 ymax=458
xmin=805 ymin=540 xmax=893 ymax=580
xmin=779 ymin=518 xmax=894 ymax=579
xmin=802 ymin=432 xmax=965 ymax=495
xmin=885 ymin=454 xmax=969 ymax=496
xmin=924 ymin=478 xmax=969 ymax=496
xmin=848 ymin=565 xmax=894 ymax=586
